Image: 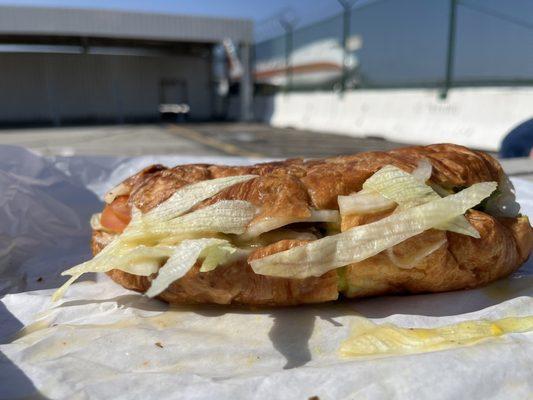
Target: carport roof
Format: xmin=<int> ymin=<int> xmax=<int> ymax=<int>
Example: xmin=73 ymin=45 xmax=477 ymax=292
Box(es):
xmin=0 ymin=5 xmax=253 ymax=44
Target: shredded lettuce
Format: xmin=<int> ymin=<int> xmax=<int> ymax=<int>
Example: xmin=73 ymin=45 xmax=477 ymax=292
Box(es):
xmin=129 ymin=200 xmax=257 ymax=241
xmin=104 ymin=182 xmax=130 ymax=204
xmin=63 ymin=245 xmax=175 ymax=276
xmin=145 ymin=239 xmax=231 ymax=297
xmin=51 ymin=274 xmax=82 ymax=302
xmin=200 ymin=244 xmax=237 ymax=272
xmin=241 ymin=209 xmax=339 ymax=240
xmin=90 ymin=213 xmax=107 ymax=232
xmin=363 ymin=164 xmax=438 ymax=208
xmin=411 ymin=158 xmax=432 ymax=182
xmin=142 ymin=175 xmax=257 ymax=223
xmin=338 ymin=191 xmax=395 ymax=215
xmin=52 ymin=176 xmax=257 ymax=301
xmin=343 ymin=163 xmax=480 ymax=238
xmin=251 ymin=182 xmax=496 ymax=279
xmin=51 ymin=244 xmax=175 ymax=301
xmin=338 ymin=160 xmax=433 ymax=217
xmin=386 ymin=234 xmax=447 ymax=269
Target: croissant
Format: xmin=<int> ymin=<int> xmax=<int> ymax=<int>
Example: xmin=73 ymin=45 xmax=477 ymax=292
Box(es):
xmin=85 ymin=144 xmax=533 ymax=306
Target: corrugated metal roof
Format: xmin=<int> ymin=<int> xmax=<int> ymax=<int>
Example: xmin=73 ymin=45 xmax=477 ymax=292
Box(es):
xmin=0 ymin=6 xmax=253 ymax=43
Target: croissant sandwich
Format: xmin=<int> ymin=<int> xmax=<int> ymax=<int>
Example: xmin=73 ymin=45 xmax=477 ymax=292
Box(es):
xmin=53 ymin=144 xmax=533 ymax=306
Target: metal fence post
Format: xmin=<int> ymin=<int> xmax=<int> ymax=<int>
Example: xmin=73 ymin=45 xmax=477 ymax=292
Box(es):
xmin=441 ymin=0 xmax=458 ymax=99
xmin=287 ymin=26 xmax=293 ymax=91
xmin=279 ymin=20 xmax=294 ymax=92
xmin=240 ymin=42 xmax=254 ymax=121
xmin=337 ymin=0 xmax=357 ymax=93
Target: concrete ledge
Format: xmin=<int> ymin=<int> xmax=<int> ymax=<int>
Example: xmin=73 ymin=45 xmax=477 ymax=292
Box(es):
xmin=251 ymin=87 xmax=533 ymax=151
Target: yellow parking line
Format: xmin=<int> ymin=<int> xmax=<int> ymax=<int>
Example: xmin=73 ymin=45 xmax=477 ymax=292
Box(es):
xmin=167 ymin=124 xmax=264 ymax=158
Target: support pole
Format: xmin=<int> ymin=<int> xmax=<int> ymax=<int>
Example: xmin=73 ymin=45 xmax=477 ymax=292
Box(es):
xmin=338 ymin=0 xmax=352 ymax=92
xmin=44 ymin=58 xmax=61 ymax=126
xmin=239 ymin=42 xmax=253 ymax=121
xmin=111 ymin=57 xmax=124 ymax=124
xmin=280 ymin=20 xmax=294 ymax=92
xmin=442 ymin=0 xmax=458 ymax=99
xmin=277 ymin=9 xmax=298 ymax=93
xmin=287 ymin=26 xmax=293 ymax=91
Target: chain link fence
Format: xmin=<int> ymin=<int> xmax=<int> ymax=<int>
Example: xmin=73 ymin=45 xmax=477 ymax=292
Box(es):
xmin=254 ymin=0 xmax=533 ymax=93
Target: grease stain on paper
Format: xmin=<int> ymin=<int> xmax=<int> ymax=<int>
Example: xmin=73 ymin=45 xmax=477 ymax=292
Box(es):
xmin=12 ymin=309 xmax=184 ymax=343
xmin=339 ymin=315 xmax=533 ymax=358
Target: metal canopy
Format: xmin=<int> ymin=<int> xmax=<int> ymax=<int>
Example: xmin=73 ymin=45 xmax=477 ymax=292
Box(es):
xmin=0 ymin=6 xmax=253 ymax=44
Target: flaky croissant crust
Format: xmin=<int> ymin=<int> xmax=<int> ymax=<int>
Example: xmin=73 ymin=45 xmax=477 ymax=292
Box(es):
xmin=94 ymin=144 xmax=533 ymax=306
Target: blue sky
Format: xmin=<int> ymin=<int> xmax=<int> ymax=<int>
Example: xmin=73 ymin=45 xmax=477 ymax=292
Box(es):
xmin=0 ymin=0 xmax=340 ymax=20
xmin=1 ymin=0 xmax=532 ymax=43
xmin=0 ymin=0 xmax=532 ymax=83
xmin=0 ymin=0 xmax=349 ymax=40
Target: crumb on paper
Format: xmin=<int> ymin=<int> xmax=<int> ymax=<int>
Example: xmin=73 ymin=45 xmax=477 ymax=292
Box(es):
xmin=155 ymin=342 xmax=164 ymax=348
xmin=245 ymin=354 xmax=260 ymax=366
xmin=308 ymin=396 xmax=320 ymax=400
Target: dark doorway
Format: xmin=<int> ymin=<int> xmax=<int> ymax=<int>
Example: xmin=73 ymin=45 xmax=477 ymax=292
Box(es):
xmin=159 ymin=79 xmax=190 ymax=122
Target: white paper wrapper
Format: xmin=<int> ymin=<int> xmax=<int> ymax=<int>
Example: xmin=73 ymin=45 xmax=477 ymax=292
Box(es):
xmin=0 ymin=145 xmax=532 ymax=400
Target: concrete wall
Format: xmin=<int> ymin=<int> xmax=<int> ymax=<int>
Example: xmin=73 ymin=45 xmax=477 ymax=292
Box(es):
xmin=248 ymin=88 xmax=533 ymax=151
xmin=0 ymin=52 xmax=211 ymax=123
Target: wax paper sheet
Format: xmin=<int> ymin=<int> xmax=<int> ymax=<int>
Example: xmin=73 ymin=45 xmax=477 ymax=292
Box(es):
xmin=0 ymin=145 xmax=532 ymax=400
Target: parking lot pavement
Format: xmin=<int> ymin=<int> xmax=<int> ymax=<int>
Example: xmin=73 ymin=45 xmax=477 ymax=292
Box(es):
xmin=1 ymin=122 xmax=532 ymax=179
xmin=167 ymin=123 xmax=408 ymax=158
xmin=499 ymin=157 xmax=533 ymax=182
xmin=0 ymin=122 xmax=407 ymax=158
xmin=0 ymin=124 xmax=217 ymax=157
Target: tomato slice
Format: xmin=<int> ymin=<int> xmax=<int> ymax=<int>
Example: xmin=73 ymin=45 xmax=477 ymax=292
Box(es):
xmin=100 ymin=196 xmax=132 ymax=233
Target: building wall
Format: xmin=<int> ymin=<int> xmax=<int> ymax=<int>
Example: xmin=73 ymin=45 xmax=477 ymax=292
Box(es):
xmin=0 ymin=52 xmax=212 ymax=123
xmin=0 ymin=6 xmax=253 ymax=44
